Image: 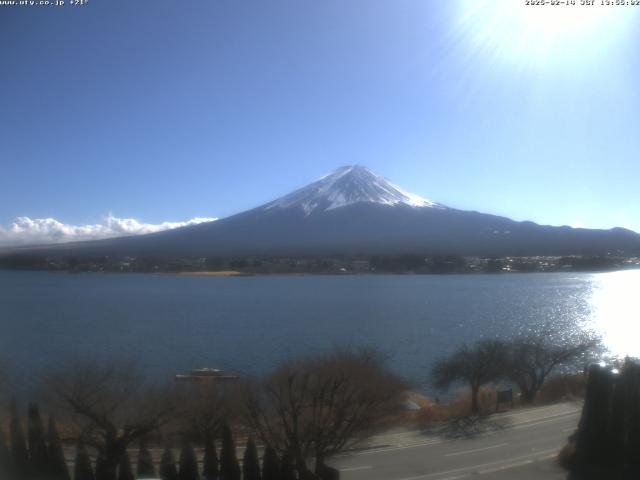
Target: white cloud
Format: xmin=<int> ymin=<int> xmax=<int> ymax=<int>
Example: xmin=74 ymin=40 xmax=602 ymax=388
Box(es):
xmin=0 ymin=215 xmax=217 ymax=247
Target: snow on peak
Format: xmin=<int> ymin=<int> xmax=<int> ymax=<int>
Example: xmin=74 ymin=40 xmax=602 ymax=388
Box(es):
xmin=263 ymin=165 xmax=443 ymax=215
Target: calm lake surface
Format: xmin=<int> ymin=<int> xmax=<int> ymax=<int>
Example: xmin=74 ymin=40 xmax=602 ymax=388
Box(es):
xmin=1 ymin=270 xmax=638 ymax=390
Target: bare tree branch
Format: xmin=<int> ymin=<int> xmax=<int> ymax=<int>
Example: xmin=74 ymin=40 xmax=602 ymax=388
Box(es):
xmin=244 ymin=349 xmax=406 ymax=477
xmin=44 ymin=360 xmax=177 ymax=480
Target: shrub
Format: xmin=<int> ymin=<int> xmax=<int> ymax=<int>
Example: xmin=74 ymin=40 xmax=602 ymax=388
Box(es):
xmin=538 ymin=374 xmax=586 ymax=404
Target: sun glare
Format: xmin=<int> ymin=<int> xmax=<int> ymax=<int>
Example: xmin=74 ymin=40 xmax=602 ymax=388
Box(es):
xmin=456 ymin=0 xmax=634 ymax=68
xmin=521 ymin=4 xmax=610 ymax=35
xmin=589 ymin=270 xmax=640 ymax=358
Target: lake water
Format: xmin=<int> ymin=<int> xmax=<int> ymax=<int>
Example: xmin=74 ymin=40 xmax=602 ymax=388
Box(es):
xmin=1 ymin=270 xmax=638 ymax=391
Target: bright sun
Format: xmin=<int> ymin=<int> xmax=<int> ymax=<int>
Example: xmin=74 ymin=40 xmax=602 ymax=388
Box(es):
xmin=456 ymin=0 xmax=634 ymax=68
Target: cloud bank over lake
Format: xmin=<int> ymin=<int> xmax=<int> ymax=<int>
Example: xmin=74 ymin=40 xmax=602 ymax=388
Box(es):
xmin=0 ymin=215 xmax=217 ymax=247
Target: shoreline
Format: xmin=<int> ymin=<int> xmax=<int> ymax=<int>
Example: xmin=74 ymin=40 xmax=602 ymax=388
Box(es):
xmin=176 ymin=270 xmax=249 ymax=277
xmin=1 ymin=266 xmax=640 ymax=276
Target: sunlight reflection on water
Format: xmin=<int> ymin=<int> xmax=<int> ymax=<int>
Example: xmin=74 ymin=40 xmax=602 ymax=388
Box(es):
xmin=589 ymin=270 xmax=640 ymax=358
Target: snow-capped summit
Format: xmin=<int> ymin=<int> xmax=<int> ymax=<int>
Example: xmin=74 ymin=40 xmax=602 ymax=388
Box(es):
xmin=263 ymin=165 xmax=443 ymax=215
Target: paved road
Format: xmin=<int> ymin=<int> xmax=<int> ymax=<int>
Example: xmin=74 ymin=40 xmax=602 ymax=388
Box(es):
xmin=330 ymin=403 xmax=580 ymax=480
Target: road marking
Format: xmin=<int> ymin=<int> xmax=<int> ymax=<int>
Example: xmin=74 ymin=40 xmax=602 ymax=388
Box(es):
xmin=509 ymin=412 xmax=579 ymax=431
xmin=367 ymin=408 xmax=580 ymax=444
xmin=339 ymin=465 xmax=372 ymax=472
xmin=345 ymin=412 xmax=577 ymax=457
xmin=496 ymin=403 xmax=580 ymax=421
xmin=347 ymin=439 xmax=444 ymax=456
xmin=370 ymin=431 xmax=425 ymax=440
xmin=336 ymin=408 xmax=579 ymax=465
xmin=504 ymin=410 xmax=580 ymax=428
xmin=444 ymin=443 xmax=507 ymax=457
xmin=393 ymin=447 xmax=559 ymax=480
xmin=476 ymin=452 xmax=557 ymax=476
xmin=367 ymin=405 xmax=580 ymax=443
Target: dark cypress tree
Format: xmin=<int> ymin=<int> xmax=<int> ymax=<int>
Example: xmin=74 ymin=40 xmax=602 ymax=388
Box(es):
xmin=10 ymin=398 xmax=30 ymax=480
xmin=219 ymin=425 xmax=240 ymax=480
xmin=160 ymin=446 xmax=179 ymax=480
xmin=137 ymin=440 xmax=156 ymax=479
xmin=609 ymin=364 xmax=627 ymax=468
xmin=242 ymin=437 xmax=260 ymax=480
xmin=260 ymin=446 xmax=279 ymax=480
xmin=118 ymin=451 xmax=135 ymax=480
xmin=28 ymin=403 xmax=50 ymax=478
xmin=569 ymin=361 xmax=640 ymax=476
xmin=47 ymin=416 xmax=71 ymax=480
xmin=279 ymin=452 xmax=296 ymax=480
xmin=626 ymin=361 xmax=640 ymax=468
xmin=574 ymin=365 xmax=614 ymax=468
xmin=0 ymin=426 xmax=11 ymax=479
xmin=73 ymin=442 xmax=95 ymax=480
xmin=202 ymin=436 xmax=219 ymax=480
xmin=95 ymin=451 xmax=110 ymax=480
xmin=178 ymin=439 xmax=199 ymax=480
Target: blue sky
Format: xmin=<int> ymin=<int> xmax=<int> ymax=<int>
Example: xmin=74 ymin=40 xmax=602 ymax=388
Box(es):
xmin=1 ymin=0 xmax=639 ymax=244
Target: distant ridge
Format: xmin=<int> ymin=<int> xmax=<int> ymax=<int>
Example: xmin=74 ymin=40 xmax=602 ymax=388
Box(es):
xmin=9 ymin=166 xmax=640 ymax=258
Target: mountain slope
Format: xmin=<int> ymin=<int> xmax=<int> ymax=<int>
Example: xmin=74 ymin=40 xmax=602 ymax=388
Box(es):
xmin=14 ymin=166 xmax=640 ymax=257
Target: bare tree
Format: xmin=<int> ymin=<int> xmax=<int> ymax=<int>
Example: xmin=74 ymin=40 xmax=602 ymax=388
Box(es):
xmin=45 ymin=360 xmax=176 ymax=480
xmin=175 ymin=381 xmax=241 ymax=443
xmin=245 ymin=349 xmax=406 ymax=479
xmin=431 ymin=339 xmax=508 ymax=414
xmin=505 ymin=326 xmax=601 ymax=403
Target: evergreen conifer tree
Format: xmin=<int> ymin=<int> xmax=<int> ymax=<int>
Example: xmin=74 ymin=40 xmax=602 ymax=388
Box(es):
xmin=219 ymin=425 xmax=240 ymax=480
xmin=260 ymin=446 xmax=279 ymax=480
xmin=575 ymin=365 xmax=613 ymax=467
xmin=10 ymin=398 xmax=30 ymax=480
xmin=136 ymin=440 xmax=156 ymax=479
xmin=242 ymin=437 xmax=260 ymax=480
xmin=625 ymin=361 xmax=640 ymax=467
xmin=118 ymin=451 xmax=135 ymax=480
xmin=95 ymin=451 xmax=110 ymax=480
xmin=74 ymin=442 xmax=95 ymax=480
xmin=178 ymin=439 xmax=199 ymax=480
xmin=47 ymin=416 xmax=71 ymax=480
xmin=279 ymin=452 xmax=296 ymax=480
xmin=160 ymin=446 xmax=179 ymax=480
xmin=202 ymin=436 xmax=219 ymax=480
xmin=0 ymin=426 xmax=11 ymax=479
xmin=609 ymin=364 xmax=627 ymax=467
xmin=28 ymin=403 xmax=50 ymax=478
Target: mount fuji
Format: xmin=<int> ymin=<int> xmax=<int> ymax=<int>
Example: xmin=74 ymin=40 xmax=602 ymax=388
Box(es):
xmin=16 ymin=166 xmax=640 ymax=257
